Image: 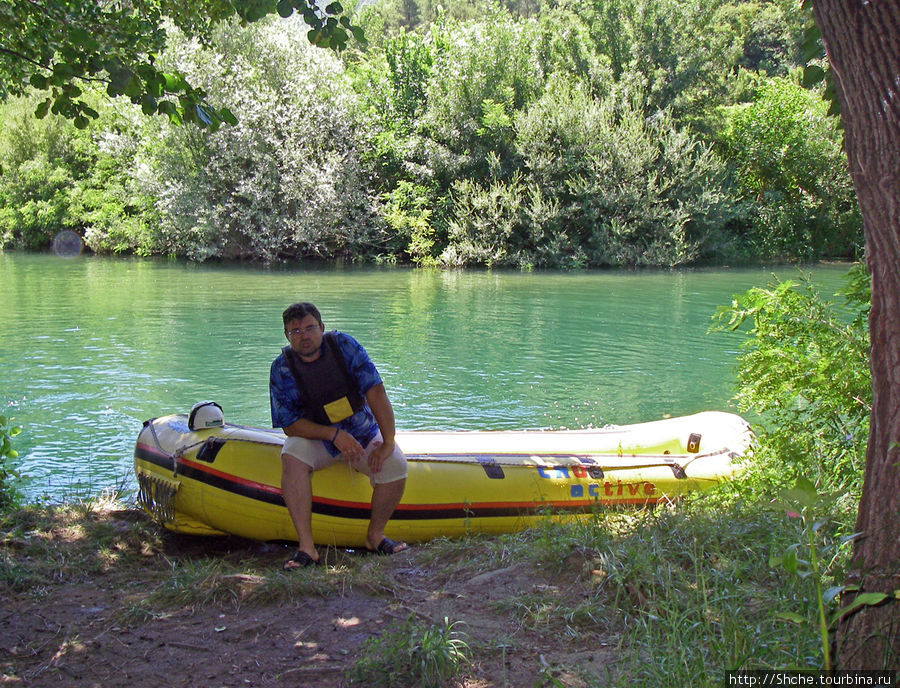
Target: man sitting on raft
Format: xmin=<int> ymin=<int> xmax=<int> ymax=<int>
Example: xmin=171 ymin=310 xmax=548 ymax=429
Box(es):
xmin=269 ymin=302 xmax=409 ymax=569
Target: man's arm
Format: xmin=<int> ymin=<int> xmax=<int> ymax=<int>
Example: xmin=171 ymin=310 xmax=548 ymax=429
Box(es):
xmin=282 ymin=417 xmax=368 ymax=463
xmin=282 ymin=417 xmax=335 ymax=441
xmin=365 ymin=383 xmax=397 ymax=473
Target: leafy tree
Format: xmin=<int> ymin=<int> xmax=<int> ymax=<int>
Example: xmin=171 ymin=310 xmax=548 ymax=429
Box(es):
xmin=0 ymin=94 xmax=154 ymax=251
xmin=534 ymin=6 xmax=614 ymax=100
xmin=577 ymin=0 xmax=746 ymax=124
xmin=443 ymin=78 xmax=739 ymax=269
xmin=0 ymin=0 xmax=363 ymax=130
xmin=355 ymin=0 xmax=539 ymax=41
xmin=714 ymin=0 xmax=804 ymax=77
xmin=380 ymin=30 xmax=436 ymax=131
xmin=119 ymin=17 xmax=381 ymax=262
xmin=420 ymin=7 xmax=542 ymax=183
xmin=717 ymin=77 xmax=862 ymax=260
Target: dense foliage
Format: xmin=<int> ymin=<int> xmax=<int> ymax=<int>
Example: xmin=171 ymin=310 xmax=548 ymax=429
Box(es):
xmin=97 ymin=21 xmax=382 ymax=261
xmin=0 ymin=412 xmax=22 ymax=510
xmin=0 ymin=0 xmax=362 ymax=130
xmin=717 ymin=77 xmax=861 ymax=260
xmin=713 ymin=265 xmax=871 ymax=497
xmin=0 ymin=0 xmax=861 ymax=266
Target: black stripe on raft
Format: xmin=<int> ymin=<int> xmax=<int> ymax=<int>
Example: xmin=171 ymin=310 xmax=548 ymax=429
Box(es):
xmin=134 ymin=444 xmax=656 ymax=523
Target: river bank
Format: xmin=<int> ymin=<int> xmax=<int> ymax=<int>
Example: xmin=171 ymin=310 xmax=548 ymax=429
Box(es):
xmin=1 ymin=486 xmax=832 ymax=687
xmin=1 ymin=497 xmax=621 ymax=688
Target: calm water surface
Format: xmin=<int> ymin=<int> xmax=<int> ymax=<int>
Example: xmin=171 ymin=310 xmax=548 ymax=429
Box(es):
xmin=1 ymin=253 xmax=852 ymax=499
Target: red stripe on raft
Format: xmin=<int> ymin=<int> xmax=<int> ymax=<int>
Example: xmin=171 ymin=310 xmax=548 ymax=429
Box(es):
xmin=177 ymin=457 xmax=282 ymax=495
xmin=140 ymin=443 xmax=664 ymax=510
xmin=314 ymin=495 xmax=662 ymax=512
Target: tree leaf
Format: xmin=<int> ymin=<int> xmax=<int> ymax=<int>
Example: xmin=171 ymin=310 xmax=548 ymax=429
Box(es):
xmin=802 ymin=65 xmax=825 ymax=88
xmin=163 ymin=72 xmax=187 ymax=92
xmin=775 ymin=611 xmax=806 ymax=624
xmin=124 ymin=76 xmax=143 ymax=99
xmin=220 ymin=108 xmax=238 ymax=126
xmin=276 ymin=0 xmax=294 ymax=18
xmin=303 ymin=9 xmax=321 ymax=28
xmin=828 ymin=592 xmax=889 ymax=627
xmin=141 ymin=94 xmax=157 ymax=115
xmin=34 ymin=99 xmax=50 ymax=119
xmin=195 ymin=104 xmax=212 ymax=126
xmin=801 ymin=25 xmax=822 ymax=62
xmin=822 ymin=585 xmax=845 ymax=604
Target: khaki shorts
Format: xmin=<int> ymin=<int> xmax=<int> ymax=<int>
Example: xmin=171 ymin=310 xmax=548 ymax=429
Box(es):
xmin=281 ymin=431 xmax=407 ymax=485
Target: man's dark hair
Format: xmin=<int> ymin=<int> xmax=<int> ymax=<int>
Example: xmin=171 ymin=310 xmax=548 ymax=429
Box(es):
xmin=282 ymin=302 xmax=323 ymax=330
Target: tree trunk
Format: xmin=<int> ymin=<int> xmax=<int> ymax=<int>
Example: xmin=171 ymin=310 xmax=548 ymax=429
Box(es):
xmin=812 ymin=0 xmax=900 ymax=670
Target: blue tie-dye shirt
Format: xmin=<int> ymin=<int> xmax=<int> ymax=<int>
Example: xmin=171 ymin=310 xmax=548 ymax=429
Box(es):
xmin=270 ymin=331 xmax=382 ymax=456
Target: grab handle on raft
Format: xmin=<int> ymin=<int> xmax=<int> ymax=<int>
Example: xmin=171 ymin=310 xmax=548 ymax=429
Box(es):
xmin=665 ymin=460 xmax=687 ymax=479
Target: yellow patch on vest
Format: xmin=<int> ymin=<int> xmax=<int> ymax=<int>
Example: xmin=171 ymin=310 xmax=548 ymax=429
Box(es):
xmin=324 ymin=396 xmax=354 ymax=423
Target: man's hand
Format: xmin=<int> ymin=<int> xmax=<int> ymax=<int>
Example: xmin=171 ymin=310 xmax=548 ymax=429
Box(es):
xmin=367 ymin=440 xmax=395 ymax=474
xmin=333 ymin=429 xmax=366 ymax=463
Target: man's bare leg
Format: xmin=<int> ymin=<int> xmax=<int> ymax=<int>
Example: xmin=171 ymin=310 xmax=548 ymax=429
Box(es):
xmin=365 ymin=478 xmax=408 ymax=553
xmin=281 ymin=455 xmax=319 ymax=565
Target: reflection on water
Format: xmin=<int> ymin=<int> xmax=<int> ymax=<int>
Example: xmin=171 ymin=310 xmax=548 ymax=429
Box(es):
xmin=0 ymin=254 xmax=852 ymax=499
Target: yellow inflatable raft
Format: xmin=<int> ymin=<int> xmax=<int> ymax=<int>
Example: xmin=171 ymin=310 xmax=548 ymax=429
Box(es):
xmin=134 ymin=410 xmax=753 ymax=547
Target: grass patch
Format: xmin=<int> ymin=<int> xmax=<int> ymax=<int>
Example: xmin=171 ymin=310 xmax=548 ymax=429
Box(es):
xmin=492 ymin=488 xmax=858 ymax=685
xmin=345 ymin=614 xmax=472 ymax=688
xmin=0 ymin=490 xmax=164 ymax=589
xmin=137 ymin=555 xmax=348 ymax=612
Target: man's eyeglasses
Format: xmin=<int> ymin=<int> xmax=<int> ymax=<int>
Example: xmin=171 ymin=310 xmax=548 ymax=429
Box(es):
xmin=286 ymin=325 xmax=320 ymax=337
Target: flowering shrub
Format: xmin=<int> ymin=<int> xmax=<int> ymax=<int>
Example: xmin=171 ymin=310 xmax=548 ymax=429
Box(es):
xmin=121 ymin=17 xmax=384 ymax=262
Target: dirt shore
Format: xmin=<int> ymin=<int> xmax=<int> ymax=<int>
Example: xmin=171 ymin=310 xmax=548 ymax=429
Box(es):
xmin=1 ymin=504 xmax=619 ymax=687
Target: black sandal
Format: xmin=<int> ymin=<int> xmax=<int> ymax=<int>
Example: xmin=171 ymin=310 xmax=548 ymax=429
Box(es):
xmin=368 ymin=537 xmax=409 ymax=555
xmin=283 ymin=550 xmax=317 ymax=570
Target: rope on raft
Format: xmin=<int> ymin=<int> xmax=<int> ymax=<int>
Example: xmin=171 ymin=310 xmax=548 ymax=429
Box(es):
xmin=136 ymin=470 xmax=179 ymax=523
xmin=171 ymin=435 xmax=740 ymax=481
xmin=142 ymin=418 xmax=745 ymax=482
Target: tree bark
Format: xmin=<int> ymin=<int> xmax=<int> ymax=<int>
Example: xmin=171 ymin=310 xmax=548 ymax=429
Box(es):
xmin=812 ymin=0 xmax=900 ymax=671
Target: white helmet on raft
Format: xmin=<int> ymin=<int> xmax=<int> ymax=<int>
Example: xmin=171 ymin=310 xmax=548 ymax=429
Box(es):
xmin=188 ymin=401 xmax=225 ymax=430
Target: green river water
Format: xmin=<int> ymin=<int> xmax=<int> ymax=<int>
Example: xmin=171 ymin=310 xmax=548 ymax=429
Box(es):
xmin=1 ymin=252 xmax=852 ymax=499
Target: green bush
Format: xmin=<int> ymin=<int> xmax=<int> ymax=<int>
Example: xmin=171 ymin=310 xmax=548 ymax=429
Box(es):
xmin=579 ymin=0 xmax=749 ymax=123
xmin=418 ymin=7 xmax=542 ymax=184
xmin=717 ymin=77 xmax=862 ymax=260
xmin=443 ymin=78 xmax=741 ymax=268
xmin=0 ymin=98 xmax=86 ymax=249
xmin=0 ymin=95 xmax=158 ymax=254
xmin=380 ymin=180 xmax=440 ymax=265
xmin=0 ymin=412 xmax=22 ymax=511
xmin=121 ymin=16 xmax=383 ymax=262
xmin=712 ymin=265 xmax=870 ymax=495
